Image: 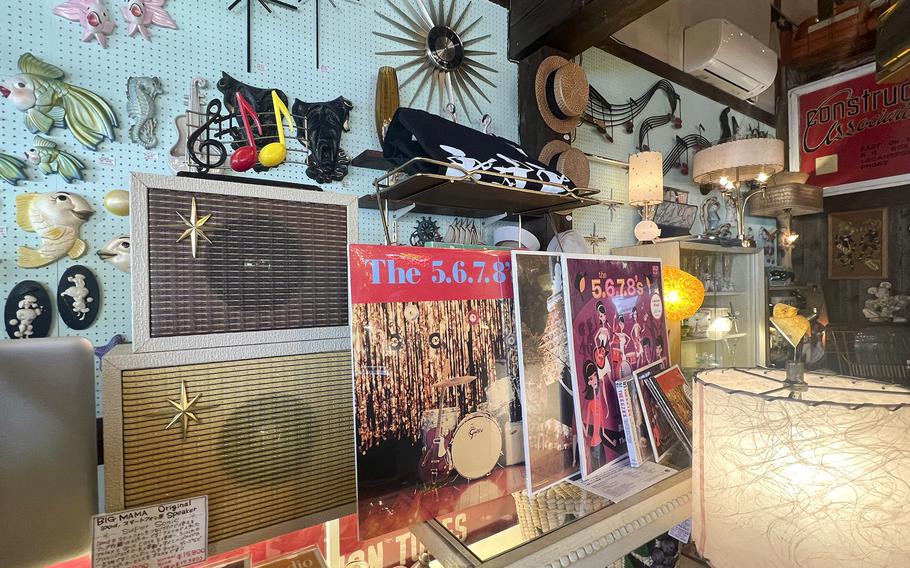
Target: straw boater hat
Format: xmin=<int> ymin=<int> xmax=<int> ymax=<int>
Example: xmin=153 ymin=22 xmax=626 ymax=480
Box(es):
xmin=535 ymin=55 xmax=590 ymax=134
xmin=539 ymin=139 xmax=590 ymax=187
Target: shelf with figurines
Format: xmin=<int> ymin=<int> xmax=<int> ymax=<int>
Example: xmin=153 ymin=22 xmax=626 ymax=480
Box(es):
xmin=363 ymin=156 xmax=620 ymax=242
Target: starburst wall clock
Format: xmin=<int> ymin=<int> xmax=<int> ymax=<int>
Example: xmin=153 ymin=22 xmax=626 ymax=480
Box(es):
xmin=374 ymin=0 xmax=497 ymax=120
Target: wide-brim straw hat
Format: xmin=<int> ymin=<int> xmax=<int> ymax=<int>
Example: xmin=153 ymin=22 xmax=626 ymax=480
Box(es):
xmin=535 ymin=55 xmax=589 ymax=134
xmin=539 ymin=139 xmax=590 ymax=187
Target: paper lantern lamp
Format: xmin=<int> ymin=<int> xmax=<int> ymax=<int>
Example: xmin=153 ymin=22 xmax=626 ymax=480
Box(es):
xmin=693 ymin=368 xmax=910 ymax=568
xmin=663 ymin=267 xmax=704 ymax=321
xmin=629 ymin=151 xmax=664 ymax=242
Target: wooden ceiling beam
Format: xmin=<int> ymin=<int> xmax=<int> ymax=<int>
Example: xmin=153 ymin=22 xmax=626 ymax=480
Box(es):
xmin=508 ymin=0 xmax=671 ymax=61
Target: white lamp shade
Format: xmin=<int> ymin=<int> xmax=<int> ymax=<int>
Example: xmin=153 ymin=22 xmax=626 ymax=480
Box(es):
xmin=691 ymin=138 xmax=785 ymax=185
xmin=628 ymin=151 xmax=664 ymax=206
xmin=693 ymin=368 xmax=910 ymax=568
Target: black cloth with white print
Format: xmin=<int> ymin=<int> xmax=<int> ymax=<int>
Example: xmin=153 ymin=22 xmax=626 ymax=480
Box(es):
xmin=382 ymin=108 xmax=574 ymax=193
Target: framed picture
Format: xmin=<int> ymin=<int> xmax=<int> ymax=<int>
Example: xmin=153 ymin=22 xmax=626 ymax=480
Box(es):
xmin=632 ymin=359 xmax=674 ymax=463
xmin=827 ymin=208 xmax=888 ymax=279
xmin=561 ymin=255 xmax=670 ymax=479
xmin=663 ymin=187 xmax=689 ymax=204
xmin=348 ymin=245 xmax=524 ymax=540
xmin=788 ymin=63 xmax=910 ymax=196
xmin=511 ymin=251 xmax=578 ymax=494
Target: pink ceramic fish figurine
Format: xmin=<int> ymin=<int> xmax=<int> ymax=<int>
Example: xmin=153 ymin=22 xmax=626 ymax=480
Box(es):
xmin=121 ymin=1 xmax=177 ymax=41
xmin=54 ymin=0 xmax=117 ymax=48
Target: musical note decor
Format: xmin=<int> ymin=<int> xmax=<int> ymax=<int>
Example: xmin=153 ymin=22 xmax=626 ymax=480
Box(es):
xmin=583 ymin=80 xmax=681 ymax=145
xmin=259 ymin=91 xmax=295 ymax=168
xmin=230 ymin=93 xmax=262 ymax=172
xmin=182 ymin=74 xmax=352 ymax=182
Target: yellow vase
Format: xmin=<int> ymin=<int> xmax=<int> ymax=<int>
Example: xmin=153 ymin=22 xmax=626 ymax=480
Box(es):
xmin=375 ymin=66 xmax=400 ymax=144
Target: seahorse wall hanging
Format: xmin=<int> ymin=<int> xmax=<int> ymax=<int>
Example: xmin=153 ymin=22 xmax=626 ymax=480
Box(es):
xmin=127 ymin=76 xmax=163 ymax=149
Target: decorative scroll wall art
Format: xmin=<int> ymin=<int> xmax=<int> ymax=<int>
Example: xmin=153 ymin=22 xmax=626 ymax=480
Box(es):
xmin=103 ymin=343 xmax=356 ymax=554
xmin=349 ymin=245 xmax=523 ymax=540
xmin=130 ymin=173 xmax=357 ymax=352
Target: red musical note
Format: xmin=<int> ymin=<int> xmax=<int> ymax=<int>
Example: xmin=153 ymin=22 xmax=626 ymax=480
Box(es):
xmin=230 ymin=93 xmax=262 ymax=172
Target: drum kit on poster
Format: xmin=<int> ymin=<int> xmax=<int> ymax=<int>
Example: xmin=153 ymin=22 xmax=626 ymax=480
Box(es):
xmin=418 ymin=375 xmax=505 ymax=486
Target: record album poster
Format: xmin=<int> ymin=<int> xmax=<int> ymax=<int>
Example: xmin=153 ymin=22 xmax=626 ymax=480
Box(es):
xmin=562 ymin=256 xmax=669 ymax=479
xmin=349 ymin=245 xmax=524 ymax=540
xmin=633 ymin=359 xmax=675 ymax=462
xmin=511 ymin=251 xmax=578 ymax=495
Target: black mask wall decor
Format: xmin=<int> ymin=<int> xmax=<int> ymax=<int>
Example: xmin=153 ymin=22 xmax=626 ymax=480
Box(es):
xmin=216 ymin=72 xmax=289 ymax=170
xmin=292 ymin=97 xmax=353 ymax=184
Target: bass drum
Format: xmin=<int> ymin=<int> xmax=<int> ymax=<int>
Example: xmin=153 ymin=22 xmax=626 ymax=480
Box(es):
xmin=450 ymin=412 xmax=502 ymax=480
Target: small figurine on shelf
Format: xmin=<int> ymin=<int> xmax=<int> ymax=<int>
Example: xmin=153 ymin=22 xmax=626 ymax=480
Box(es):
xmin=862 ymin=282 xmax=910 ymax=323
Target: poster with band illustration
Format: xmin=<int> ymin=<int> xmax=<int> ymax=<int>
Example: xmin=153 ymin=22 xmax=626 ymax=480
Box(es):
xmin=349 ymin=245 xmax=524 ymax=540
xmin=562 ymin=255 xmax=669 ymax=479
xmin=511 ymin=251 xmax=578 ymax=495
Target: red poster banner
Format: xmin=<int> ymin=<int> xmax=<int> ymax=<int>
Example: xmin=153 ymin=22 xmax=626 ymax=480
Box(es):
xmin=349 ymin=245 xmax=514 ymax=304
xmin=789 ymin=63 xmax=910 ymax=193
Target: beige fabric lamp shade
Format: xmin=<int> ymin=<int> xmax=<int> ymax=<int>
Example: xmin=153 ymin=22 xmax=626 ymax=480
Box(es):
xmin=692 ymin=138 xmax=785 ymax=185
xmin=628 ymin=151 xmax=664 ymax=205
xmin=694 ymin=368 xmax=910 ymax=568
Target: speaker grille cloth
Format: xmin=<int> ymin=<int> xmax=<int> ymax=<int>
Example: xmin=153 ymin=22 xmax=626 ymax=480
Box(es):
xmin=146 ymin=187 xmax=349 ymax=338
xmin=119 ymin=352 xmax=356 ymax=544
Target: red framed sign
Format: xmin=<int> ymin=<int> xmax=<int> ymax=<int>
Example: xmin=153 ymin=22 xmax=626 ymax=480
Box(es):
xmin=788 ymin=63 xmax=910 ymax=196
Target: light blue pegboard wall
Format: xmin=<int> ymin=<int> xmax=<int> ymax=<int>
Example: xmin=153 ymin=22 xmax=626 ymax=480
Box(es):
xmin=572 ymin=48 xmax=775 ymax=248
xmin=0 ymin=0 xmax=517 ymax=416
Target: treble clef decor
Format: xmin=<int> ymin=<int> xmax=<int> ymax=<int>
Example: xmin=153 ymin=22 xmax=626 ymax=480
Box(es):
xmin=184 ymin=74 xmax=354 ymax=183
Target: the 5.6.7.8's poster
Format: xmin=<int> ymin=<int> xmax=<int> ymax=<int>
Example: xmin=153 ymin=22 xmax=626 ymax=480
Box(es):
xmin=562 ymin=256 xmax=669 ymax=479
xmin=348 ymin=245 xmax=524 ymax=540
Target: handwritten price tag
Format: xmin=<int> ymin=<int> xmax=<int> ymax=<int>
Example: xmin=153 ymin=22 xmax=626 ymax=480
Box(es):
xmin=91 ymin=497 xmax=208 ymax=568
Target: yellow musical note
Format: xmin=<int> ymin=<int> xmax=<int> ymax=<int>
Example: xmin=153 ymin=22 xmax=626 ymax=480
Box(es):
xmin=259 ymin=91 xmax=296 ymax=168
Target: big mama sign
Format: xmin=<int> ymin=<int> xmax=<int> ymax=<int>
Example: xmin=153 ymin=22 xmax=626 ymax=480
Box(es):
xmin=789 ymin=63 xmax=910 ymax=195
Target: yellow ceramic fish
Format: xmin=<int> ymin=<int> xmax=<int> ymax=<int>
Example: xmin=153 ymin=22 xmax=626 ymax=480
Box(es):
xmin=16 ymin=191 xmax=94 ymax=268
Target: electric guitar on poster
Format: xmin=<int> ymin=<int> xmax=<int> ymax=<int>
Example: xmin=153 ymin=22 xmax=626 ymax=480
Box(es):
xmin=419 ymin=390 xmax=453 ymax=485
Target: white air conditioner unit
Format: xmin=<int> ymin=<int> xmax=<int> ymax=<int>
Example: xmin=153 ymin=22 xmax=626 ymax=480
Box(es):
xmin=684 ymin=18 xmax=777 ymax=100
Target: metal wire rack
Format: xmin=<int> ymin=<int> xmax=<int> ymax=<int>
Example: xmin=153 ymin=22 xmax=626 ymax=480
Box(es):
xmin=830 ymin=328 xmax=910 ymax=385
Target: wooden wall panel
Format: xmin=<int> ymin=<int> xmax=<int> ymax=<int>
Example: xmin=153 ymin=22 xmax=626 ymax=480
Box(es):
xmin=792 ymin=186 xmax=910 ymax=327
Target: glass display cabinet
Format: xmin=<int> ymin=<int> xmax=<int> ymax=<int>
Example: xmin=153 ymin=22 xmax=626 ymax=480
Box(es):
xmin=613 ymin=241 xmax=767 ymax=371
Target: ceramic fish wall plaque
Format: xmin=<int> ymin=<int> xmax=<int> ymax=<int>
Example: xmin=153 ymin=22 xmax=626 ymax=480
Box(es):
xmin=57 ymin=265 xmax=100 ymax=330
xmin=25 ymin=136 xmax=87 ymax=183
xmin=97 ymin=235 xmax=131 ymax=272
xmin=53 ymin=0 xmax=117 ymax=48
xmin=127 ymin=76 xmax=163 ymax=149
xmin=1 ymin=53 xmax=118 ymax=151
xmin=0 ymin=153 xmax=28 ymax=185
xmin=4 ymin=280 xmax=52 ymax=339
xmin=16 ymin=191 xmax=94 ymax=268
xmin=122 ymin=1 xmax=177 ymax=40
